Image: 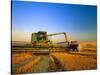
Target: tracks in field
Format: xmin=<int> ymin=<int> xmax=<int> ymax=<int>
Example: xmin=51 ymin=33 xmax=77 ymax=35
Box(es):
xmin=30 ymin=55 xmax=65 ymax=73
xmin=12 ymin=54 xmax=65 ymax=74
xmin=31 ymin=55 xmax=50 ymax=73
xmin=49 ymin=55 xmax=65 ymax=72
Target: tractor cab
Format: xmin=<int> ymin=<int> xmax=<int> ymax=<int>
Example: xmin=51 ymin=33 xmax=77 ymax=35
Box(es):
xmin=68 ymin=41 xmax=78 ymax=51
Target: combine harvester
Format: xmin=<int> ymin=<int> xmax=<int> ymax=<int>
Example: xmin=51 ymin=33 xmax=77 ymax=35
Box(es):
xmin=30 ymin=31 xmax=78 ymax=53
xmin=12 ymin=31 xmax=78 ymax=54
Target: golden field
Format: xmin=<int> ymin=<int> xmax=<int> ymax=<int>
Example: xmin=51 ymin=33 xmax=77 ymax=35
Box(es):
xmin=12 ymin=52 xmax=33 ymax=64
xmin=50 ymin=41 xmax=97 ymax=71
xmin=78 ymin=41 xmax=97 ymax=51
xmin=15 ymin=56 xmax=40 ymax=74
xmin=12 ymin=52 xmax=41 ymax=74
xmin=12 ymin=41 xmax=97 ymax=73
xmin=50 ymin=52 xmax=97 ymax=71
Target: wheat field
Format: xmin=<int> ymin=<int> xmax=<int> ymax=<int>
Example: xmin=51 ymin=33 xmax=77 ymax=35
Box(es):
xmin=50 ymin=52 xmax=97 ymax=71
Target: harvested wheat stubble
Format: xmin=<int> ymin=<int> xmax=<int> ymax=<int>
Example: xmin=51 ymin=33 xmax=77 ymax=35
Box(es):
xmin=15 ymin=56 xmax=41 ymax=74
xmin=12 ymin=53 xmax=34 ymax=64
xmin=50 ymin=52 xmax=97 ymax=71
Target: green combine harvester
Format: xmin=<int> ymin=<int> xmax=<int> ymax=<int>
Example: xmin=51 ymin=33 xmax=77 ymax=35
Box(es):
xmin=31 ymin=31 xmax=78 ymax=51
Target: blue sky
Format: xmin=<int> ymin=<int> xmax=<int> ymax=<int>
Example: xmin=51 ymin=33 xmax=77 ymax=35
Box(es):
xmin=12 ymin=1 xmax=97 ymax=42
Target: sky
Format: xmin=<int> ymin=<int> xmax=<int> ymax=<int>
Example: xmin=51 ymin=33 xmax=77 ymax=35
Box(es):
xmin=12 ymin=1 xmax=97 ymax=42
